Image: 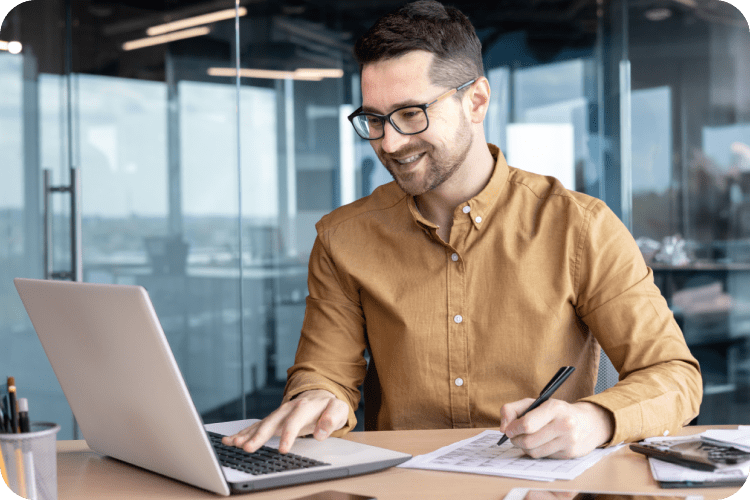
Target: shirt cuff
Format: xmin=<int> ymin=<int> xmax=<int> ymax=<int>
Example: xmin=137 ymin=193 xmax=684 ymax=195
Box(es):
xmin=579 ymin=392 xmax=687 ymax=445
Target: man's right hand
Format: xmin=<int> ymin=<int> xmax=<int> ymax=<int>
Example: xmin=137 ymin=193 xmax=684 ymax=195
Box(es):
xmin=221 ymin=389 xmax=350 ymax=454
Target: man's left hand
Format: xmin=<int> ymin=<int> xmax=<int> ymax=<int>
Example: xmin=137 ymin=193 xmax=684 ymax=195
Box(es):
xmin=498 ymin=399 xmax=614 ymax=459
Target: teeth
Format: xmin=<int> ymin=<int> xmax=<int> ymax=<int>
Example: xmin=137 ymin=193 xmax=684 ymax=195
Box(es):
xmin=396 ymin=154 xmax=422 ymax=165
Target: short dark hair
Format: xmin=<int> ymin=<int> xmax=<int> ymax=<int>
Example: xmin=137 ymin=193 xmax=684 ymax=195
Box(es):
xmin=353 ymin=0 xmax=484 ymax=89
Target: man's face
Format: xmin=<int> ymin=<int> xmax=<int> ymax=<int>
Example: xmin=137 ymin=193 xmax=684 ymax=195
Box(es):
xmin=360 ymin=51 xmax=473 ymax=196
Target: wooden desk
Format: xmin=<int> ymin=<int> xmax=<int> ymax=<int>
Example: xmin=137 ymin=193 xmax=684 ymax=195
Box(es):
xmin=58 ymin=426 xmax=746 ymax=500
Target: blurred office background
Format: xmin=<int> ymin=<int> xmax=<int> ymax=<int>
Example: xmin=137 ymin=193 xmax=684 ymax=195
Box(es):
xmin=1 ymin=0 xmax=748 ymax=439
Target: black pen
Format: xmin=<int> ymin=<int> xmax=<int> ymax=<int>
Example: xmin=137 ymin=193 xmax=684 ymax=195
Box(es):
xmin=497 ymin=366 xmax=576 ymax=446
xmin=18 ymin=398 xmax=30 ymax=433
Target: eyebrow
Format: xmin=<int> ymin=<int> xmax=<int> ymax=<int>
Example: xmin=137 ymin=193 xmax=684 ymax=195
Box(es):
xmin=361 ymin=98 xmax=423 ymax=115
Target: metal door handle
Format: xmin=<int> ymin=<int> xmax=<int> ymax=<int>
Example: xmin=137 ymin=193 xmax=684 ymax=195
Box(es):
xmin=43 ymin=167 xmax=82 ymax=281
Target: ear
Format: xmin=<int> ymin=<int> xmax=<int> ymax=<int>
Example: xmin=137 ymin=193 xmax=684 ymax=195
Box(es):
xmin=466 ymin=77 xmax=490 ymax=124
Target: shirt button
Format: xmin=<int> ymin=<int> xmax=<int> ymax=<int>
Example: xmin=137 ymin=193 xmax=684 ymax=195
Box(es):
xmin=451 ymin=253 xmax=459 ymax=262
xmin=454 ymin=315 xmax=463 ymax=324
xmin=462 ymin=206 xmax=471 ymax=214
xmin=455 ymin=378 xmax=464 ymax=387
xmin=475 ymin=216 xmax=482 ymax=224
xmin=663 ymin=430 xmax=670 ymax=436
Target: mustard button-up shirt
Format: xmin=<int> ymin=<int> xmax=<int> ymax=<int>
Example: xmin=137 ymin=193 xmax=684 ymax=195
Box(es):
xmin=284 ymin=144 xmax=702 ymax=446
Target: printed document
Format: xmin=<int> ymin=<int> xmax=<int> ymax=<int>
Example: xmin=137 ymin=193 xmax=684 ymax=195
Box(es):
xmin=397 ymin=430 xmax=622 ymax=481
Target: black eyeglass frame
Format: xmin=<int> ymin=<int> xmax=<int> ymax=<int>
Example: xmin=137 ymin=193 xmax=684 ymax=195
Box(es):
xmin=347 ymin=78 xmax=477 ymax=140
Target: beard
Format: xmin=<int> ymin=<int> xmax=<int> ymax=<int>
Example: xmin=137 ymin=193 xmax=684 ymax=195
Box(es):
xmin=376 ymin=112 xmax=473 ymax=197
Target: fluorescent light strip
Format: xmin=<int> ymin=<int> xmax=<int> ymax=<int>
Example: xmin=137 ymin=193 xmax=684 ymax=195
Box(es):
xmin=123 ymin=27 xmax=211 ymax=51
xmin=208 ymin=67 xmax=343 ymax=81
xmin=296 ymin=68 xmax=344 ymax=79
xmin=147 ymin=7 xmax=247 ymax=36
xmin=210 ymin=67 xmax=320 ymax=80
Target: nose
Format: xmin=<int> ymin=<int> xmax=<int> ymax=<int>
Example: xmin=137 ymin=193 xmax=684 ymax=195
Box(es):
xmin=378 ymin=120 xmax=410 ymax=154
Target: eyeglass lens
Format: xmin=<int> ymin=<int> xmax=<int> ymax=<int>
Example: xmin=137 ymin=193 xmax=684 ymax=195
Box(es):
xmin=352 ymin=107 xmax=428 ymax=139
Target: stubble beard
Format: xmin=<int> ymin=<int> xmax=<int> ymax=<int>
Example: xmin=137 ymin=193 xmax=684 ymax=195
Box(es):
xmin=378 ymin=114 xmax=473 ymax=197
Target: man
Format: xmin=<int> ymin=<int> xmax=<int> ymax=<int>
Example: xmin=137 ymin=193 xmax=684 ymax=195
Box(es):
xmin=224 ymin=0 xmax=702 ymax=459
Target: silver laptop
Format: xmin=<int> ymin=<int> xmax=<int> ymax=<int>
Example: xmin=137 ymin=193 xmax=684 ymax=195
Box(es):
xmin=14 ymin=278 xmax=411 ymax=496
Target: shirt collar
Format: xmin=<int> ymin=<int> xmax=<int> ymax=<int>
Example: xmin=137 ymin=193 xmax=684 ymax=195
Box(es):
xmin=461 ymin=143 xmax=508 ymax=228
xmin=406 ymin=143 xmax=509 ymax=230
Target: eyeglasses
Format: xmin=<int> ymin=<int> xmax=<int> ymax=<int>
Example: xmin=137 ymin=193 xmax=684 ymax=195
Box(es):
xmin=347 ymin=79 xmax=477 ymax=140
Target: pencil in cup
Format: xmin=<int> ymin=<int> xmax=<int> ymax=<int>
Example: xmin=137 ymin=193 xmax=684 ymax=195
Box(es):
xmin=0 ymin=422 xmax=60 ymax=500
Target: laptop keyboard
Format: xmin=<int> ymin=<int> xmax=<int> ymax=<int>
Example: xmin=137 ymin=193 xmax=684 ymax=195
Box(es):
xmin=207 ymin=431 xmax=330 ymax=476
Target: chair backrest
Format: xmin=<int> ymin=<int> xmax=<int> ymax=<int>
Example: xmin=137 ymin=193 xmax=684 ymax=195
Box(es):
xmin=595 ymin=349 xmax=619 ymax=393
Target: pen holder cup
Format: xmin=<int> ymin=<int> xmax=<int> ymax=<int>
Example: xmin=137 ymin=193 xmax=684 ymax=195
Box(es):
xmin=0 ymin=422 xmax=61 ymax=500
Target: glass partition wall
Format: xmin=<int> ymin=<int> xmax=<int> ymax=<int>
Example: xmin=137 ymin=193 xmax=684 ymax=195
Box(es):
xmin=1 ymin=0 xmax=355 ymax=439
xmin=622 ymin=0 xmax=750 ymax=424
xmin=1 ymin=1 xmax=748 ymax=440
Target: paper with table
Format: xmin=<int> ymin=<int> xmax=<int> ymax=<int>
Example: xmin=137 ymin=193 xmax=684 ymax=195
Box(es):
xmin=397 ymin=430 xmax=622 ymax=481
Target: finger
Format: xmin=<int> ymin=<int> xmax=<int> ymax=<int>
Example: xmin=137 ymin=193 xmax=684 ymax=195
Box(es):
xmin=498 ymin=397 xmax=536 ymax=432
xmin=221 ymin=421 xmax=261 ymax=447
xmin=546 ymin=449 xmax=578 ymax=460
xmin=514 ymin=432 xmax=566 ymax=459
xmin=509 ymin=419 xmax=559 ymax=455
xmin=222 ymin=423 xmax=257 ymax=448
xmin=313 ymin=398 xmax=349 ymax=440
xmin=505 ymin=399 xmax=561 ymax=440
xmin=277 ymin=398 xmax=334 ymax=453
xmin=240 ymin=405 xmax=296 ymax=453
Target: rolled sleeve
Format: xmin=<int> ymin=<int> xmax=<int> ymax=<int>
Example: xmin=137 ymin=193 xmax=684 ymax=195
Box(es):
xmin=283 ymin=233 xmax=368 ymax=435
xmin=575 ymin=201 xmax=702 ymax=445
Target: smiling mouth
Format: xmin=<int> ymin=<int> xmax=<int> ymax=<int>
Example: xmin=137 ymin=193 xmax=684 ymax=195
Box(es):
xmin=395 ymin=153 xmax=424 ymax=165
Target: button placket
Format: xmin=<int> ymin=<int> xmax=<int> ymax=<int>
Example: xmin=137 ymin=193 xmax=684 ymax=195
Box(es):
xmin=446 ymin=219 xmax=469 ymax=427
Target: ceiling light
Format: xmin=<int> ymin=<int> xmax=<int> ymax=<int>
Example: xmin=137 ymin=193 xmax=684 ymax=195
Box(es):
xmin=295 ymin=68 xmax=344 ymax=79
xmin=644 ymin=8 xmax=673 ymax=21
xmin=0 ymin=40 xmax=22 ymax=54
xmin=209 ymin=67 xmax=307 ymax=80
xmin=147 ymin=7 xmax=247 ymax=36
xmin=208 ymin=67 xmax=343 ymax=81
xmin=123 ymin=27 xmax=211 ymax=51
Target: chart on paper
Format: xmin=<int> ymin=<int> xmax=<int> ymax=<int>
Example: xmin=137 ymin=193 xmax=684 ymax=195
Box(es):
xmin=399 ymin=430 xmax=622 ymax=481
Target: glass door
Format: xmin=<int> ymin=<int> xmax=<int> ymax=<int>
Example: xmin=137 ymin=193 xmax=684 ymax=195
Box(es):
xmin=0 ymin=0 xmax=352 ymax=438
xmin=1 ymin=0 xmax=74 ymax=437
xmin=1 ymin=1 xmax=249 ymax=439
